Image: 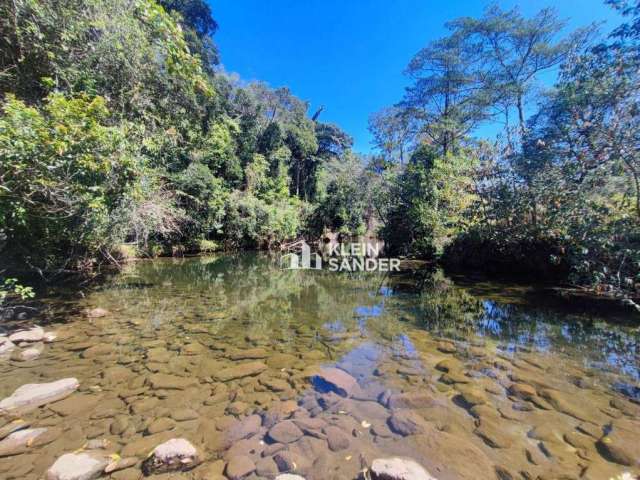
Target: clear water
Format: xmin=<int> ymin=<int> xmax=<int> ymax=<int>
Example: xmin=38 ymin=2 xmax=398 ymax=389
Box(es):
xmin=1 ymin=253 xmax=638 ymax=479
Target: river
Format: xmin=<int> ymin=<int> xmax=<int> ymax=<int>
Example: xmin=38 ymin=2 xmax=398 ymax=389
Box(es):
xmin=0 ymin=253 xmax=638 ymax=479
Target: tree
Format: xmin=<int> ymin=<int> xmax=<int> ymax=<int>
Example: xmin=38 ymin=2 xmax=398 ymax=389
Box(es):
xmin=402 ymin=32 xmax=491 ymax=156
xmin=381 ymin=145 xmax=478 ymax=257
xmin=368 ymin=107 xmax=416 ymax=164
xmin=450 ymin=4 xmax=594 ymax=135
xmin=157 ymin=0 xmax=220 ymax=70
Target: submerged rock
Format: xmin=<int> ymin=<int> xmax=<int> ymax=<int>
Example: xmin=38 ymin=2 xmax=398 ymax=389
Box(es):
xmin=597 ymin=427 xmax=640 ymax=466
xmin=324 ymin=425 xmax=350 ymax=451
xmin=227 ymin=414 xmax=262 ymax=443
xmin=0 ymin=428 xmax=48 ymax=457
xmin=386 ymin=392 xmax=434 ymax=410
xmin=148 ymin=373 xmax=196 ymax=390
xmin=225 ymin=455 xmax=256 ymax=479
xmin=370 ymin=457 xmax=437 ymax=480
xmin=268 ymin=420 xmax=304 ymax=444
xmin=388 ymin=410 xmax=431 ymax=436
xmin=0 ymin=378 xmax=79 ymax=414
xmin=213 ymin=361 xmax=267 ymax=382
xmin=141 ymin=438 xmax=201 ymax=474
xmin=46 ymin=451 xmax=110 ymax=480
xmin=311 ymin=367 xmax=358 ymax=397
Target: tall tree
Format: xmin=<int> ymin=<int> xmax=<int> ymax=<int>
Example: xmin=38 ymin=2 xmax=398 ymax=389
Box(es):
xmin=450 ymin=5 xmax=593 ymax=135
xmin=401 ymin=32 xmax=490 ymax=156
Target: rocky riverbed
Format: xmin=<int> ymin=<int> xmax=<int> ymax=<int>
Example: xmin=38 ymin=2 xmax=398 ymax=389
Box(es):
xmin=0 ymin=255 xmax=638 ymax=480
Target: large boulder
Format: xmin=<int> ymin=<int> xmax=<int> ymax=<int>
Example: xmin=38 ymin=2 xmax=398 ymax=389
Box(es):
xmin=370 ymin=457 xmax=438 ymax=480
xmin=311 ymin=367 xmax=358 ymax=397
xmin=0 ymin=378 xmax=79 ymax=414
xmin=46 ymin=451 xmax=110 ymax=480
xmin=141 ymin=438 xmax=201 ymax=474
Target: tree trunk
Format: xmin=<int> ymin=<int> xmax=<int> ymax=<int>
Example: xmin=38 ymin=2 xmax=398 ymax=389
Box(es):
xmin=517 ymin=94 xmax=526 ymax=136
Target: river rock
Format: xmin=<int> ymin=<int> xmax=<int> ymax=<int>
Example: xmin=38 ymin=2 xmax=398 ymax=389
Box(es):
xmin=0 ymin=337 xmax=16 ymax=354
xmin=268 ymin=420 xmax=303 ymax=444
xmin=0 ymin=378 xmax=79 ymax=414
xmin=104 ymin=457 xmax=138 ymax=474
xmin=228 ymin=414 xmax=262 ymax=443
xmin=84 ymin=307 xmax=109 ymax=318
xmin=44 ymin=331 xmax=58 ymax=343
xmin=0 ymin=419 xmax=30 ymax=440
xmin=171 ymin=408 xmax=199 ymax=422
xmin=46 ymin=451 xmax=110 ymax=480
xmin=370 ymin=457 xmax=437 ymax=480
xmin=508 ymin=383 xmax=537 ymax=400
xmin=214 ymin=361 xmax=268 ymax=382
xmin=225 ymin=455 xmax=256 ymax=479
xmin=437 ymin=341 xmax=457 ymax=353
xmin=267 ymin=353 xmax=298 ymax=369
xmin=457 ymin=387 xmax=487 ymax=407
xmin=256 ymin=456 xmax=279 ymax=477
xmin=261 ymin=377 xmax=291 ymax=392
xmin=147 ymin=417 xmax=176 ymax=434
xmin=386 ymin=392 xmax=434 ymax=410
xmin=0 ymin=428 xmax=48 ymax=457
xmin=538 ymin=388 xmax=592 ymax=421
xmin=312 ymin=367 xmax=358 ymax=397
xmin=275 ymin=476 xmax=306 ymax=480
xmin=597 ymin=426 xmax=640 ymax=466
xmin=324 ymin=425 xmax=350 ymax=451
xmin=388 ymin=410 xmax=431 ymax=436
xmin=228 ymin=348 xmax=269 ymax=360
xmin=141 ymin=438 xmax=201 ymax=474
xmin=149 ymin=373 xmax=197 ymax=390
xmin=13 ymin=344 xmax=44 ymax=361
xmin=8 ymin=326 xmax=45 ymax=343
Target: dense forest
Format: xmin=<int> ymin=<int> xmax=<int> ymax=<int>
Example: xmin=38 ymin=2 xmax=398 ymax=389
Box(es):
xmin=0 ymin=0 xmax=639 ymax=302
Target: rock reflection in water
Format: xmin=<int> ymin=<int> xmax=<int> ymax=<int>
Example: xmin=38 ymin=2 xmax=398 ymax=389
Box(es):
xmin=0 ymin=253 xmax=638 ymax=480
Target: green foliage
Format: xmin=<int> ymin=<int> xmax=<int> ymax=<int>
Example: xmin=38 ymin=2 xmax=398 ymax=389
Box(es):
xmin=382 ymin=146 xmax=478 ymax=257
xmin=309 ymin=154 xmax=371 ymax=236
xmin=0 ymin=277 xmax=35 ymax=305
xmin=224 ymin=192 xmax=302 ymax=249
xmin=0 ymin=0 xmax=364 ymax=276
xmin=0 ymin=93 xmax=139 ymax=269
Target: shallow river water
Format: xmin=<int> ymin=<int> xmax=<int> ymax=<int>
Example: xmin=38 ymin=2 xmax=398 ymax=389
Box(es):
xmin=1 ymin=254 xmax=639 ymax=480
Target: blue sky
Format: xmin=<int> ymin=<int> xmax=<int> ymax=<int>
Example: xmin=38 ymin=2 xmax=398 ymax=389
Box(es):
xmin=212 ymin=0 xmax=622 ymax=154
